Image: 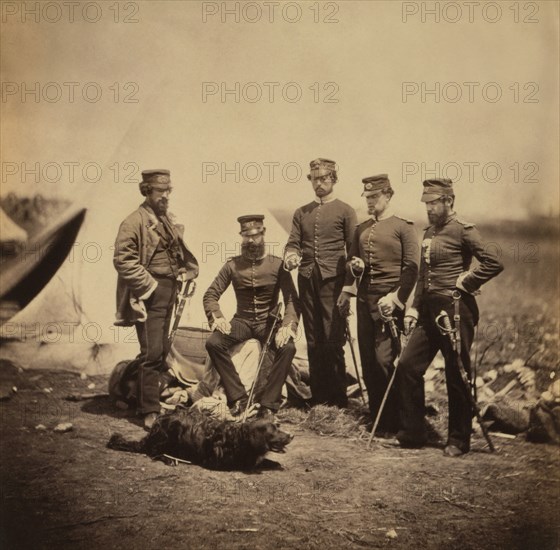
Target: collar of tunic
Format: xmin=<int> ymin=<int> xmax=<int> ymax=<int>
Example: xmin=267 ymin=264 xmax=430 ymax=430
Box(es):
xmin=370 ymin=206 xmax=394 ymax=222
xmin=313 ymin=192 xmax=336 ymax=205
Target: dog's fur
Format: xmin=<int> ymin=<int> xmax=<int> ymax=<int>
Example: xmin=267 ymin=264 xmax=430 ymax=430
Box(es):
xmin=107 ymin=408 xmax=293 ymax=470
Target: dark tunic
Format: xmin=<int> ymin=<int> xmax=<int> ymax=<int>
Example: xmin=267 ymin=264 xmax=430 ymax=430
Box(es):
xmin=285 ymin=198 xmax=357 ymax=279
xmin=203 ymin=254 xmax=299 ymax=329
xmin=397 ymin=213 xmax=503 ymax=451
xmin=413 ymin=214 xmax=503 ymax=306
xmin=203 ymin=254 xmax=300 ymax=410
xmin=344 ymin=213 xmax=419 ymax=431
xmin=285 ymin=196 xmax=357 ymax=407
xmin=345 ymin=215 xmax=419 ymax=306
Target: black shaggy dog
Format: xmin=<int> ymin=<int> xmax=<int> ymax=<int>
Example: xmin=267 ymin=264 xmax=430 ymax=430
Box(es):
xmin=107 ymin=408 xmax=293 ymax=470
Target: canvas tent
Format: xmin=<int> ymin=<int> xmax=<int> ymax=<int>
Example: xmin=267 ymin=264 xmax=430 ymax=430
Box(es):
xmin=0 ymin=181 xmax=306 ymax=376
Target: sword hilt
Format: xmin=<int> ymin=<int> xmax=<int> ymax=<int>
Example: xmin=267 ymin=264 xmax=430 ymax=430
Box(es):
xmin=435 ymin=310 xmax=457 ymax=350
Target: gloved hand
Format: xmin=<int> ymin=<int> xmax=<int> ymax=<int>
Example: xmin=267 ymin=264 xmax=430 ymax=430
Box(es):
xmin=212 ymin=317 xmax=231 ymax=335
xmin=349 ymin=256 xmax=365 ymax=277
xmin=275 ymin=325 xmax=296 ymax=348
xmin=284 ymin=254 xmax=301 ymax=271
xmin=403 ymin=308 xmax=419 ymax=335
xmin=377 ymin=294 xmax=395 ymax=318
xmin=336 ymin=291 xmax=353 ymax=316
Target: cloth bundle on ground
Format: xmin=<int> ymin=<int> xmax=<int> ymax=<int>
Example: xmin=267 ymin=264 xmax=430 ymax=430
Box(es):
xmin=527 ymin=380 xmax=560 ymax=445
xmin=481 ymin=398 xmax=531 ymax=434
xmin=108 ymin=338 xmax=312 ymax=418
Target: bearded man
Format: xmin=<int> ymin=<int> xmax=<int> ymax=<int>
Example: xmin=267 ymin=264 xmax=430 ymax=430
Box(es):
xmin=203 ymin=215 xmax=300 ymax=420
xmin=114 ymin=169 xmax=198 ymax=429
xmin=396 ymin=178 xmax=503 ymax=456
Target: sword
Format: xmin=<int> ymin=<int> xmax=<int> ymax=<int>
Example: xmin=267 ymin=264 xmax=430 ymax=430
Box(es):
xmin=164 ymin=278 xmax=196 ymax=364
xmin=453 ymin=290 xmax=476 ymax=401
xmin=367 ymin=308 xmax=405 ymax=449
xmin=345 ymin=315 xmax=366 ymax=406
xmin=435 ymin=306 xmax=495 ymax=452
xmin=243 ymin=302 xmax=283 ymax=422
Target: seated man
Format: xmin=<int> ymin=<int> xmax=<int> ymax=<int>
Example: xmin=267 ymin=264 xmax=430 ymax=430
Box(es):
xmin=203 ymin=215 xmax=301 ymax=419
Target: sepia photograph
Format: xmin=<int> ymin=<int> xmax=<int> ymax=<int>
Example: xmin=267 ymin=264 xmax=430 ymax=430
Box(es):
xmin=1 ymin=1 xmax=559 ymax=548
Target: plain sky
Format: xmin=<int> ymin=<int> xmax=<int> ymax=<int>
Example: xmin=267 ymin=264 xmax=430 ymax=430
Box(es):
xmin=1 ymin=0 xmax=559 ymax=221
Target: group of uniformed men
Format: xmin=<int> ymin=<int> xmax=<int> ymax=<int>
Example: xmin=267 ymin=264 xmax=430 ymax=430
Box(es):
xmin=113 ymin=158 xmax=503 ymax=457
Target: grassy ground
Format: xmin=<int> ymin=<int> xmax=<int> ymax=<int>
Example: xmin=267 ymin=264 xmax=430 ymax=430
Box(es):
xmin=0 ymin=368 xmax=558 ymax=550
xmin=473 ymin=222 xmax=559 ymax=390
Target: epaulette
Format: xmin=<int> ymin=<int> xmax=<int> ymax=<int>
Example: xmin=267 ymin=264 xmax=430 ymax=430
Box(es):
xmin=456 ymin=219 xmax=476 ymax=229
xmin=395 ymin=215 xmax=414 ymax=224
xmin=226 ymin=256 xmax=238 ymax=262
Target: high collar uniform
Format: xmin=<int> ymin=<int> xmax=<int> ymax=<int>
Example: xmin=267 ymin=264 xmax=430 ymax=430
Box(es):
xmin=343 ymin=210 xmax=419 ymax=432
xmin=285 ymin=193 xmax=357 ymax=407
xmin=397 ymin=213 xmax=503 ymax=452
xmin=203 ymin=254 xmax=300 ymax=411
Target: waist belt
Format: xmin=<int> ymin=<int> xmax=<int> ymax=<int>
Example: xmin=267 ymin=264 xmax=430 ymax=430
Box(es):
xmin=150 ymin=273 xmax=177 ymax=281
xmin=425 ymin=289 xmax=455 ymax=298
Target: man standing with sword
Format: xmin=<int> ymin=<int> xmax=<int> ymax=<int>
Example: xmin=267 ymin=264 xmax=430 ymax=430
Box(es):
xmin=396 ymin=179 xmax=503 ymax=456
xmin=337 ymin=174 xmax=419 ymax=436
xmin=113 ymin=169 xmax=199 ymax=429
xmin=204 ymin=215 xmax=300 ymax=421
xmin=284 ymin=158 xmax=357 ymax=408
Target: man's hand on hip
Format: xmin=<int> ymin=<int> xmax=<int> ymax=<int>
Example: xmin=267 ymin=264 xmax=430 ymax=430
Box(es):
xmin=138 ymin=299 xmax=148 ymax=321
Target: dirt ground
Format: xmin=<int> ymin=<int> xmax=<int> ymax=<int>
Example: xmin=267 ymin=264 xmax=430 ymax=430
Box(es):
xmin=0 ymin=369 xmax=558 ymax=550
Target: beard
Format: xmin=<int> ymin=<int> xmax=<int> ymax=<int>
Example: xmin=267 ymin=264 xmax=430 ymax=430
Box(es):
xmin=428 ymin=211 xmax=447 ymax=226
xmin=241 ymin=241 xmax=266 ymax=260
xmin=155 ymin=200 xmax=168 ymax=215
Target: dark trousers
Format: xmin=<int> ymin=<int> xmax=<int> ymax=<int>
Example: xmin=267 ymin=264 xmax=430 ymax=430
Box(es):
xmin=134 ymin=277 xmax=177 ymax=415
xmin=357 ymin=295 xmax=403 ymax=433
xmin=298 ymin=267 xmax=347 ymax=407
xmin=205 ymin=317 xmax=296 ymax=411
xmin=397 ymin=293 xmax=478 ymax=452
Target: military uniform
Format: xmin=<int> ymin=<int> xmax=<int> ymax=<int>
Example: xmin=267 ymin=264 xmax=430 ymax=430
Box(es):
xmin=343 ymin=175 xmax=419 ymax=432
xmin=204 ymin=216 xmax=300 ymax=411
xmin=396 ymin=179 xmax=503 ymax=452
xmin=285 ymin=159 xmax=357 ymax=407
xmin=113 ymin=170 xmax=198 ymax=416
